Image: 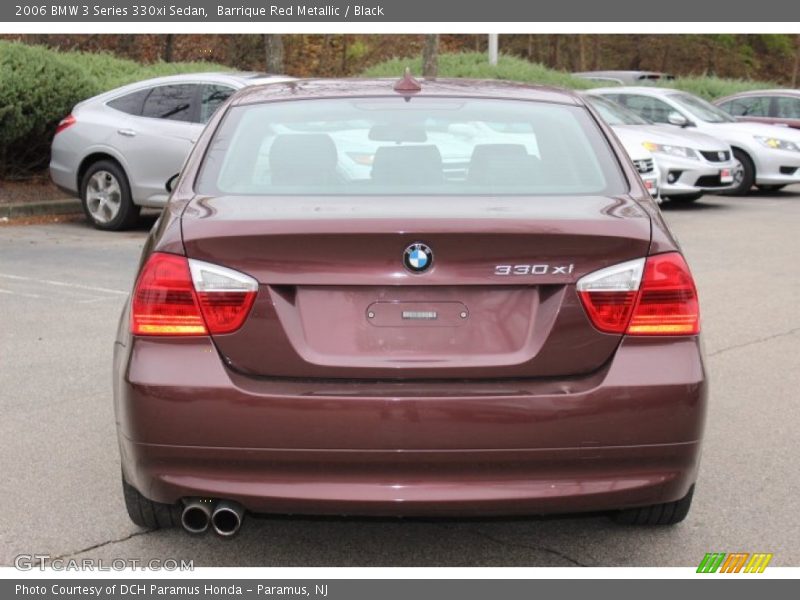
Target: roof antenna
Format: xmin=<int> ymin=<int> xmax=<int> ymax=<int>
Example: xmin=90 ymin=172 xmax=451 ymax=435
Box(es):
xmin=394 ymin=67 xmax=422 ymax=93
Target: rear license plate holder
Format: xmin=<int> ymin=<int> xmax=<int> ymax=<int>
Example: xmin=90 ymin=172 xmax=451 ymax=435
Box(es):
xmin=366 ymin=301 xmax=469 ymax=327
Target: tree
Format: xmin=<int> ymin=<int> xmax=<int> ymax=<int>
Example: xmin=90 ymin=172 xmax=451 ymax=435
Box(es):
xmin=163 ymin=34 xmax=174 ymax=62
xmin=422 ymin=34 xmax=439 ymax=77
xmin=263 ymin=34 xmax=284 ymax=73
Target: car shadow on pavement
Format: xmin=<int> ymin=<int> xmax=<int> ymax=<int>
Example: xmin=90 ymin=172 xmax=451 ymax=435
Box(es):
xmin=660 ymin=200 xmax=729 ymax=212
xmin=113 ymin=510 xmax=689 ymax=568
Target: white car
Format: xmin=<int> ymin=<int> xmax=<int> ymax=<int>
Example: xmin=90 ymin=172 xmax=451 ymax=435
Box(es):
xmin=618 ymin=135 xmax=660 ymax=201
xmin=590 ymin=86 xmax=800 ymax=195
xmin=585 ymin=93 xmax=738 ymax=202
xmin=50 ymin=72 xmax=294 ymax=230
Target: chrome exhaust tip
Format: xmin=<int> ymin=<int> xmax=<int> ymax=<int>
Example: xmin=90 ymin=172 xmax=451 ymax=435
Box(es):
xmin=211 ymin=501 xmax=243 ymax=537
xmin=181 ymin=499 xmax=213 ymax=534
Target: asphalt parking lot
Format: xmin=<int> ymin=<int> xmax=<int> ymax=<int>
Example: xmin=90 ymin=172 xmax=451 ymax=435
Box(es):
xmin=1 ymin=191 xmax=799 ymax=568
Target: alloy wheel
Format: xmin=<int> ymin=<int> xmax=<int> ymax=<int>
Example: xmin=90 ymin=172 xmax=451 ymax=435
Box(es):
xmin=85 ymin=170 xmax=122 ymax=224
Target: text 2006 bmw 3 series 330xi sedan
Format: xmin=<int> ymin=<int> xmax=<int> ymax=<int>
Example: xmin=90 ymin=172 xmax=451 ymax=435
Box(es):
xmin=113 ymin=74 xmax=707 ymax=537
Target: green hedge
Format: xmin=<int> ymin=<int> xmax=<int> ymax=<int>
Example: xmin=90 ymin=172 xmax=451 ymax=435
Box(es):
xmin=657 ymin=76 xmax=776 ymax=100
xmin=363 ymin=52 xmax=595 ymax=89
xmin=0 ymin=41 xmax=231 ymax=178
xmin=362 ymin=52 xmax=776 ymax=100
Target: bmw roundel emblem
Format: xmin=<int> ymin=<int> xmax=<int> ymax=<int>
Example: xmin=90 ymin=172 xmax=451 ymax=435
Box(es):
xmin=403 ymin=242 xmax=433 ymax=273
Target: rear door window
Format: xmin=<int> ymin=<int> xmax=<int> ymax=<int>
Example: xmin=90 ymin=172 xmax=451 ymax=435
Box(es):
xmin=774 ymin=97 xmax=800 ymax=119
xmin=141 ymin=84 xmax=198 ymax=122
xmin=726 ymin=96 xmax=770 ymax=117
xmin=199 ymin=84 xmax=236 ymax=123
xmin=107 ymin=89 xmax=150 ymax=116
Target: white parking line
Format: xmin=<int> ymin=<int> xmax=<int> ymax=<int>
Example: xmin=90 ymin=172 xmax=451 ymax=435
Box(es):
xmin=0 ymin=273 xmax=128 ymax=296
xmin=0 ymin=288 xmax=44 ymax=299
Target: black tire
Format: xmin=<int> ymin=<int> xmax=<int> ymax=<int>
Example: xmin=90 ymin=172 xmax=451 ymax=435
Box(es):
xmin=666 ymin=193 xmax=703 ymax=203
xmin=122 ymin=476 xmax=180 ymax=529
xmin=611 ymin=485 xmax=695 ymax=526
xmin=80 ymin=160 xmax=140 ymax=231
xmin=725 ymin=149 xmax=755 ymax=196
xmin=757 ymin=184 xmax=787 ymax=193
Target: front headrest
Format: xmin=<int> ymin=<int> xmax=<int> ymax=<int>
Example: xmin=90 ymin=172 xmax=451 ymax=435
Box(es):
xmin=468 ymin=144 xmax=540 ymax=186
xmin=371 ymin=145 xmax=443 ymax=185
xmin=269 ymin=134 xmax=338 ymax=185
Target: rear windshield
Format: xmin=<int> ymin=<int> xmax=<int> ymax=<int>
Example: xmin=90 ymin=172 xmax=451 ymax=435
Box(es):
xmin=196 ymin=97 xmax=627 ymax=196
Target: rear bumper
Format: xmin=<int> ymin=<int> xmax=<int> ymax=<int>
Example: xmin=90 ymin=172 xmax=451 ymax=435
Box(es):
xmin=114 ymin=336 xmax=707 ymax=516
xmin=49 ymin=160 xmax=78 ymax=196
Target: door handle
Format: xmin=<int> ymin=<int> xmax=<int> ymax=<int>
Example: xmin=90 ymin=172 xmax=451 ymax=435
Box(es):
xmin=117 ymin=128 xmax=137 ymax=137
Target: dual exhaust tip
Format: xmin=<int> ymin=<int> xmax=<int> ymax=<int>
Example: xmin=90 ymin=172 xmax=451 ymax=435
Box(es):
xmin=181 ymin=499 xmax=243 ymax=537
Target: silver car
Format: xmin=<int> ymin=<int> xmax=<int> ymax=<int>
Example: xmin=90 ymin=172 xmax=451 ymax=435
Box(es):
xmin=573 ymin=70 xmax=675 ymax=86
xmin=585 ymin=94 xmax=738 ymax=202
xmin=590 ymin=86 xmax=800 ymax=195
xmin=50 ymin=72 xmax=293 ymax=230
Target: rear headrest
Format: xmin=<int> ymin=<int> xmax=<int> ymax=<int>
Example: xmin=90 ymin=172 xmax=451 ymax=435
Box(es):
xmin=269 ymin=134 xmax=338 ymax=185
xmin=371 ymin=145 xmax=443 ymax=185
xmin=468 ymin=144 xmax=540 ymax=186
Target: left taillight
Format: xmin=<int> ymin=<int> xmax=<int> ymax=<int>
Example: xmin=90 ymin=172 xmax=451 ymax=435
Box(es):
xmin=55 ymin=114 xmax=76 ymax=135
xmin=131 ymin=253 xmax=258 ymax=336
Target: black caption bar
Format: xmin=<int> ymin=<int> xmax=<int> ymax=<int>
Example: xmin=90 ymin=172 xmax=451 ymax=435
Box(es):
xmin=5 ymin=579 xmax=793 ymax=600
xmin=4 ymin=0 xmax=800 ymax=22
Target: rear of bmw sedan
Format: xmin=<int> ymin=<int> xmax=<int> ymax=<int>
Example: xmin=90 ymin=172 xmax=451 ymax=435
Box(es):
xmin=113 ymin=77 xmax=707 ymax=536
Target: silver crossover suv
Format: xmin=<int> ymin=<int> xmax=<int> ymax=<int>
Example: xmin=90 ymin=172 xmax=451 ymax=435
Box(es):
xmin=50 ymin=72 xmax=293 ymax=230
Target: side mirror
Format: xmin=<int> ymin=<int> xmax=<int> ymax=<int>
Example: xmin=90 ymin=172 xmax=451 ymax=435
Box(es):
xmin=667 ymin=111 xmax=691 ymax=127
xmin=165 ymin=173 xmax=180 ymax=193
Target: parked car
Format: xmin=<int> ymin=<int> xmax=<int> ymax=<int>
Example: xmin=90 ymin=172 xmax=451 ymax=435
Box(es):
xmin=591 ymin=87 xmax=800 ymax=194
xmin=714 ymin=89 xmax=800 ymax=130
xmin=116 ymin=76 xmax=706 ymax=536
xmin=618 ymin=134 xmax=661 ymax=200
xmin=573 ymin=70 xmax=675 ymax=86
xmin=50 ymin=72 xmax=294 ymax=230
xmin=585 ymin=93 xmax=738 ymax=202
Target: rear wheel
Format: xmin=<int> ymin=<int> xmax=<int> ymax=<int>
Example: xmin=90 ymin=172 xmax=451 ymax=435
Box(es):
xmin=757 ymin=184 xmax=787 ymax=193
xmin=122 ymin=476 xmax=180 ymax=529
xmin=725 ymin=150 xmax=755 ymax=196
xmin=80 ymin=160 xmax=139 ymax=231
xmin=611 ymin=485 xmax=695 ymax=526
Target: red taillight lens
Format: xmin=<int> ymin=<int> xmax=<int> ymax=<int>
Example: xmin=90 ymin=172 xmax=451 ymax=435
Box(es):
xmin=578 ymin=290 xmax=639 ymax=334
xmin=627 ymin=253 xmax=700 ymax=335
xmin=55 ymin=114 xmax=76 ymax=135
xmin=577 ymin=252 xmax=699 ymax=336
xmin=131 ymin=253 xmax=207 ymax=336
xmin=131 ymin=253 xmax=257 ymax=336
xmin=196 ymin=291 xmax=256 ymax=334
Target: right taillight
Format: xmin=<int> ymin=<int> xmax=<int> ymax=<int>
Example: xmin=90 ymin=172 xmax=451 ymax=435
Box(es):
xmin=55 ymin=114 xmax=76 ymax=135
xmin=131 ymin=252 xmax=258 ymax=336
xmin=577 ymin=252 xmax=699 ymax=336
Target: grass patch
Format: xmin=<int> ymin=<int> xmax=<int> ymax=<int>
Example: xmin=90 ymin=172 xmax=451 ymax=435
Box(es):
xmin=363 ymin=52 xmax=777 ymax=100
xmin=362 ymin=52 xmax=594 ymax=89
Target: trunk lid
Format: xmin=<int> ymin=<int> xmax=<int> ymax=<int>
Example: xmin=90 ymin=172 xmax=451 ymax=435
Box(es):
xmin=181 ymin=195 xmax=651 ymax=379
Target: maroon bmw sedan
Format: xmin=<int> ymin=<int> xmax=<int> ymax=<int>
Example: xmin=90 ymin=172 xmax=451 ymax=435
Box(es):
xmin=114 ymin=75 xmax=707 ymax=536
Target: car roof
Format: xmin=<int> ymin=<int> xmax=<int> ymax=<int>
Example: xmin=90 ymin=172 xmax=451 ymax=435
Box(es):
xmin=587 ymin=86 xmax=682 ymax=97
xmin=715 ymin=89 xmax=800 ymax=101
xmin=86 ymin=72 xmax=294 ymax=105
xmin=574 ymin=70 xmax=674 ymax=80
xmin=230 ymin=78 xmax=585 ymax=107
